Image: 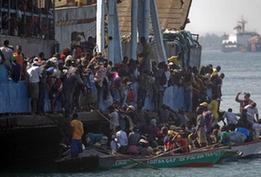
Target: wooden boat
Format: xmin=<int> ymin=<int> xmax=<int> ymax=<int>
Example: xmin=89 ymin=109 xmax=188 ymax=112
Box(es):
xmin=99 ymin=148 xmax=226 ymax=170
xmin=55 ymin=148 xmax=103 ymax=172
xmin=218 ymin=148 xmax=241 ymax=162
xmin=230 ymin=140 xmax=261 ymax=158
xmin=55 ymin=147 xmax=226 ymax=171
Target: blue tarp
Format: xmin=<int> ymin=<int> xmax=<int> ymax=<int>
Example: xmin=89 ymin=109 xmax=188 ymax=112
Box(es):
xmin=163 ymin=85 xmax=185 ymax=111
xmin=0 ymin=64 xmax=8 ymax=82
xmin=0 ymin=81 xmax=29 ymax=113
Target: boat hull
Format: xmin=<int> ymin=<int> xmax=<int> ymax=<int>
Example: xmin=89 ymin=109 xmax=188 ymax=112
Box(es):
xmin=99 ymin=148 xmax=225 ymax=169
xmin=231 ymin=140 xmax=261 ymax=157
xmin=222 ymin=45 xmax=239 ymax=52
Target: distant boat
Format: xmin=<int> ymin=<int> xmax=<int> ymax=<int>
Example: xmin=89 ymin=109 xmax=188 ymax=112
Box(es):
xmin=222 ymin=18 xmax=261 ymax=52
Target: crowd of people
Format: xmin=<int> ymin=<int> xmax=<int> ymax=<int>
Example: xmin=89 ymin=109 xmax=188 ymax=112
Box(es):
xmin=0 ymin=39 xmax=224 ymax=116
xmin=0 ymin=38 xmax=260 ymax=158
xmin=72 ymin=90 xmax=260 ymax=157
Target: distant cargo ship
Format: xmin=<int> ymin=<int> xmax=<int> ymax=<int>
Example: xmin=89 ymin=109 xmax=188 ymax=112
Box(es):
xmin=222 ymin=18 xmax=261 ymax=52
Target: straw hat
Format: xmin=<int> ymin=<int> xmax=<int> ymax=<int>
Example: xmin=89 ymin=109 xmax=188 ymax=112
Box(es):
xmin=168 ymin=62 xmax=174 ymax=66
xmin=49 ymin=57 xmax=58 ymax=66
xmin=126 ymin=81 xmax=132 ymax=86
xmin=199 ymin=102 xmax=208 ymax=107
xmin=168 ymin=56 xmax=178 ymax=62
xmin=65 ymin=55 xmax=73 ymax=63
xmin=127 ymin=105 xmax=136 ymax=112
xmin=139 ymin=138 xmax=149 ymax=144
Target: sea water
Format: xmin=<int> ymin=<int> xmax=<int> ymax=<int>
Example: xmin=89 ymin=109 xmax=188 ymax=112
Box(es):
xmin=2 ymin=50 xmax=261 ymax=177
xmin=202 ymin=50 xmax=261 ymax=113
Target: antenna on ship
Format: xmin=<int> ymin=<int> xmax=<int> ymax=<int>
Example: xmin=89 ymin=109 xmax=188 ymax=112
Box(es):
xmin=238 ymin=16 xmax=247 ymax=33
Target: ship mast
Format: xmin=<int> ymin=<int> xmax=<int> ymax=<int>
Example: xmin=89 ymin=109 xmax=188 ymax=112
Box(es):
xmin=238 ymin=17 xmax=247 ymax=33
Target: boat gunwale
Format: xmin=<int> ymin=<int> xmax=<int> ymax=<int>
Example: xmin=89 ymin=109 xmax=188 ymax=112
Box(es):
xmin=101 ymin=147 xmax=226 ymax=161
xmin=230 ymin=140 xmax=261 ymax=148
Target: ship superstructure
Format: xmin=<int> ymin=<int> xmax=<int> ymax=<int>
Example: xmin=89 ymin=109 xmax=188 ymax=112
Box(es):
xmin=222 ymin=18 xmax=261 ymax=52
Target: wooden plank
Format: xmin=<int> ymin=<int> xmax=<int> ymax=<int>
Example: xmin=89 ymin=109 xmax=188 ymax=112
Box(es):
xmin=117 ymin=0 xmax=192 ymax=33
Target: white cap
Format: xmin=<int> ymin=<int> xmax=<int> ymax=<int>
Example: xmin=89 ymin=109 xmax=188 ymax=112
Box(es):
xmin=65 ymin=55 xmax=73 ymax=63
xmin=127 ymin=105 xmax=136 ymax=112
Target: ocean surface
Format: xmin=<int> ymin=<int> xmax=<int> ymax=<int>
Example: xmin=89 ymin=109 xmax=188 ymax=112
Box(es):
xmin=201 ymin=50 xmax=261 ymax=113
xmin=2 ymin=50 xmax=261 ymax=177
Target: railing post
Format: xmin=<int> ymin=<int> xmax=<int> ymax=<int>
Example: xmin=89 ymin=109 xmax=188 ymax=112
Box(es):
xmin=150 ymin=0 xmax=167 ymax=62
xmin=96 ymin=0 xmax=105 ymax=53
xmin=130 ymin=0 xmax=138 ymax=60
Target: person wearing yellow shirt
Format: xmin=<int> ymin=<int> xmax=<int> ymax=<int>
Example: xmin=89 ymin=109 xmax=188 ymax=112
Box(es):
xmin=211 ymin=66 xmax=221 ymax=77
xmin=70 ymin=113 xmax=84 ymax=157
xmin=208 ymin=95 xmax=219 ymax=126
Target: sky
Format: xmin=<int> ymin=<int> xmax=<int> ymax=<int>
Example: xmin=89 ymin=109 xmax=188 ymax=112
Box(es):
xmin=186 ymin=0 xmax=261 ymax=36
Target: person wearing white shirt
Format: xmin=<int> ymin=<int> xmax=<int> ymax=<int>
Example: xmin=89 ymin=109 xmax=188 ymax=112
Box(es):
xmin=244 ymin=102 xmax=259 ymax=124
xmin=244 ymin=102 xmax=260 ymax=138
xmin=0 ymin=40 xmax=13 ymax=69
xmin=27 ymin=65 xmax=41 ymax=83
xmin=116 ymin=128 xmax=128 ymax=153
xmin=27 ymin=58 xmax=41 ymax=115
xmin=223 ymin=108 xmax=238 ymax=126
xmin=252 ymin=122 xmax=261 ymax=138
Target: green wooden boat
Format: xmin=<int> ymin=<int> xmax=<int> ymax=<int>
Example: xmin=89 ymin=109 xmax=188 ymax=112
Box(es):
xmin=99 ymin=148 xmax=227 ymax=169
xmin=55 ymin=147 xmax=230 ymax=172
